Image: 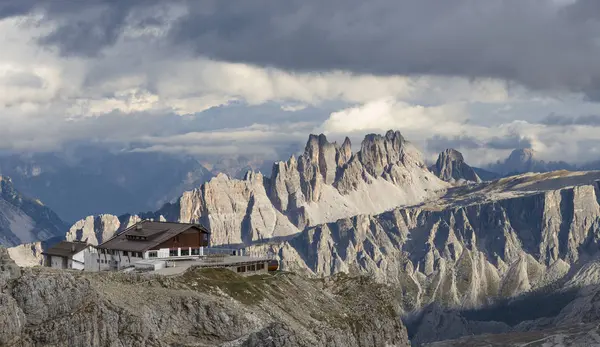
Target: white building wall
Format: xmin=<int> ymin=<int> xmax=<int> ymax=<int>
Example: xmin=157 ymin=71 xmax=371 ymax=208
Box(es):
xmin=71 ymin=249 xmax=86 ymax=270
xmin=96 ymin=249 xmax=145 ymax=270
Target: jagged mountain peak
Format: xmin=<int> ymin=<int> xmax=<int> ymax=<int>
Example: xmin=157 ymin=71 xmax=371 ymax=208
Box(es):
xmin=430 ymin=148 xmax=481 ymax=183
xmin=439 ymin=148 xmax=465 ymax=162
xmin=71 ymin=130 xmax=448 ymax=247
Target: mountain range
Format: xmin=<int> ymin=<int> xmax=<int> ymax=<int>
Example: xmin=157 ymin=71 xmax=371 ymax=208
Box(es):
xmin=4 ymin=129 xmax=600 ymax=346
xmin=0 ymin=176 xmax=66 ymax=247
xmin=0 ymin=150 xmax=214 ymax=222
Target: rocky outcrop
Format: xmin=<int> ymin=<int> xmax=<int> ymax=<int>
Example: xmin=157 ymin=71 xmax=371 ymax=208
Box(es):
xmin=67 ymin=130 xmax=448 ymax=248
xmin=430 ymin=149 xmax=481 ymax=183
xmin=249 ymin=171 xmax=600 ymax=313
xmin=66 ymin=214 xmax=124 ymax=245
xmin=7 ymin=242 xmax=43 ymax=267
xmin=0 ymin=176 xmax=67 ymax=247
xmin=1 ymin=248 xmax=21 ymax=288
xmin=0 ymin=247 xmax=410 ymax=347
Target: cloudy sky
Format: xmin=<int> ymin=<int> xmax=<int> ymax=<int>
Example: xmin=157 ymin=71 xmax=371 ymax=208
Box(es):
xmin=1 ymin=0 xmax=600 ymax=166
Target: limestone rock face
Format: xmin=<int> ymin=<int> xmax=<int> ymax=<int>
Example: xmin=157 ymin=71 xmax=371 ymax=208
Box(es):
xmin=67 ymin=130 xmax=448 ymax=248
xmin=0 ymin=267 xmax=410 ymax=347
xmin=66 ymin=214 xmax=121 ymax=245
xmin=177 ymin=172 xmax=299 ymax=245
xmin=358 ymin=130 xmax=407 ymax=177
xmin=7 ymin=242 xmax=43 ymax=267
xmin=0 ymin=247 xmax=21 ymax=288
xmin=254 ymin=172 xmax=600 ymax=312
xmin=430 ymin=149 xmax=481 ymax=183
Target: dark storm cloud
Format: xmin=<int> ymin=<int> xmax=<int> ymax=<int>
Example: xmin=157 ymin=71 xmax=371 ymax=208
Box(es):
xmin=426 ymin=135 xmax=481 ymax=154
xmin=541 ymin=113 xmax=600 ymax=126
xmin=2 ymin=0 xmax=600 ymax=97
xmin=0 ymin=0 xmax=161 ymax=56
xmin=485 ymin=134 xmax=533 ymax=150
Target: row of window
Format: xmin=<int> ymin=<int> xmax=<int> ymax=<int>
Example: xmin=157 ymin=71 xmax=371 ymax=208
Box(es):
xmin=98 ymin=250 xmax=143 ymax=258
xmin=147 ymin=248 xmax=203 ymax=258
xmin=122 ymin=251 xmax=143 ymax=258
xmin=236 ymin=263 xmax=266 ymax=273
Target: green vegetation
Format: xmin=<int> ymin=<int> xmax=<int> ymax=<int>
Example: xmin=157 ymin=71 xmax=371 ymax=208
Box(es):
xmin=179 ymin=267 xmax=275 ymax=305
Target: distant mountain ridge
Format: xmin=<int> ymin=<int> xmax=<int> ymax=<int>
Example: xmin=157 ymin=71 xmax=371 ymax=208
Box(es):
xmin=9 ymin=131 xmax=600 ymax=346
xmin=487 ymin=148 xmax=575 ymax=175
xmin=0 ymin=151 xmax=213 ymax=222
xmin=0 ymin=176 xmax=67 ymax=247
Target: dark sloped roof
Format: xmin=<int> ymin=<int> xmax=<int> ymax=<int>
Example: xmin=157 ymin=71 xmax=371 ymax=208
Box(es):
xmin=97 ymin=220 xmax=209 ymax=252
xmin=42 ymin=241 xmax=91 ymax=258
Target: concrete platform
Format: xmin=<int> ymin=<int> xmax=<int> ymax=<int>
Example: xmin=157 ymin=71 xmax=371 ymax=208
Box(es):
xmin=151 ymin=256 xmax=271 ymax=276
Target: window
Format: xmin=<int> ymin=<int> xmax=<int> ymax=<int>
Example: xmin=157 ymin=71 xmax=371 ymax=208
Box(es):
xmin=191 ymin=248 xmax=200 ymax=256
xmin=169 ymin=249 xmax=178 ymax=257
xmin=181 ymin=249 xmax=189 ymax=256
xmin=123 ymin=251 xmax=128 ymax=256
xmin=257 ymin=263 xmax=265 ymax=271
xmin=237 ymin=266 xmax=246 ymax=273
xmin=148 ymin=251 xmax=158 ymax=258
xmin=137 ymin=252 xmax=142 ymax=258
xmin=203 ymin=234 xmax=208 ymax=240
xmin=97 ymin=259 xmax=99 ymax=263
xmin=249 ymin=264 xmax=256 ymax=271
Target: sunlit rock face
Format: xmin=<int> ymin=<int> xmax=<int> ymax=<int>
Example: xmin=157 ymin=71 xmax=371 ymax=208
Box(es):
xmin=257 ymin=171 xmax=600 ymax=310
xmin=67 ymin=130 xmax=448 ymax=248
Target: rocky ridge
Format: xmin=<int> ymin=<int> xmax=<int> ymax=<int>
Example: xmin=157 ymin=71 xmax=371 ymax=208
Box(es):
xmin=0 ymin=176 xmax=67 ymax=247
xmin=0 ymin=248 xmax=409 ymax=347
xmin=256 ymin=171 xmax=600 ymax=303
xmin=68 ymin=131 xmax=448 ymax=246
xmin=429 ymin=149 xmax=481 ymax=183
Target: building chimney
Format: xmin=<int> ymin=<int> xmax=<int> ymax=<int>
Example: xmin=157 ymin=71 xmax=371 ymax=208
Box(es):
xmin=71 ymin=244 xmax=75 ymax=252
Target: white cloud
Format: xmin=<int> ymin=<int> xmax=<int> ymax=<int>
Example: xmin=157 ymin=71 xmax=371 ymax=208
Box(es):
xmin=2 ymin=11 xmax=600 ymax=168
xmin=318 ymin=97 xmax=600 ymax=166
xmin=320 ymin=98 xmax=468 ymax=135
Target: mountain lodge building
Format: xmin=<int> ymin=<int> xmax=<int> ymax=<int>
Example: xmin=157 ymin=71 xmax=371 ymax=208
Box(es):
xmin=96 ymin=220 xmax=210 ymax=270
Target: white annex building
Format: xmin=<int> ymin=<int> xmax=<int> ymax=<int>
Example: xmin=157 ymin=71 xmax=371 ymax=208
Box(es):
xmin=42 ymin=241 xmax=97 ymax=271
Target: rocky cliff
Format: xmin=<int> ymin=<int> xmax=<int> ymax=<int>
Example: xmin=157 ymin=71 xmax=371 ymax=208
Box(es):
xmin=258 ymin=171 xmax=600 ymax=309
xmin=0 ymin=248 xmax=409 ymax=347
xmin=0 ymin=176 xmax=67 ymax=247
xmin=63 ymin=139 xmax=600 ymax=316
xmin=429 ymin=149 xmax=481 ymax=183
xmin=68 ymin=130 xmax=448 ymax=246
